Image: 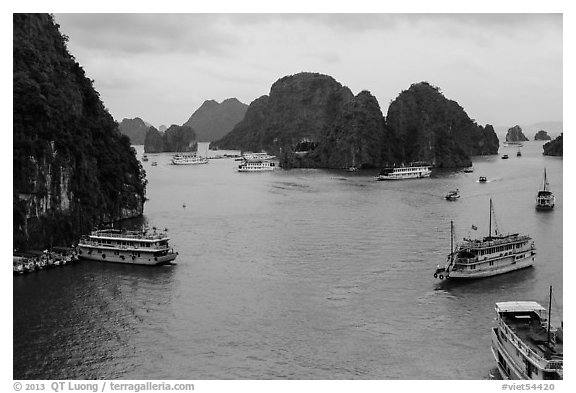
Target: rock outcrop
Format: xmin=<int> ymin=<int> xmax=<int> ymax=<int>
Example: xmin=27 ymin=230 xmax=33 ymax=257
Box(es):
xmin=543 ymin=133 xmax=563 ymax=156
xmin=183 ymin=98 xmax=248 ymax=142
xmin=534 ymin=130 xmax=552 ymax=141
xmin=385 ymin=82 xmax=499 ymax=167
xmin=506 ymin=125 xmax=529 ymax=142
xmin=13 ymin=13 xmax=147 ymax=250
xmin=118 ymin=117 xmax=150 ymax=145
xmin=144 ymin=125 xmax=197 ymax=153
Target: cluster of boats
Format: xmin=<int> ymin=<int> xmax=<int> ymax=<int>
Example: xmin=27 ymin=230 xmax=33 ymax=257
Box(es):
xmin=236 ymin=152 xmax=277 ymax=172
xmin=13 ymin=247 xmax=79 ymax=274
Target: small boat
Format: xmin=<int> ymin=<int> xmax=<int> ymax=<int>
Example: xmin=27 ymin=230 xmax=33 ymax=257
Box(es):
xmin=433 ymin=199 xmax=536 ymax=280
xmin=491 ymin=286 xmax=563 ymax=380
xmin=463 ymin=166 xmax=474 ymax=173
xmin=142 ymin=154 xmax=149 ymax=162
xmin=479 ymin=176 xmax=487 ymax=183
xmin=502 ymin=154 xmax=509 ymax=159
xmin=171 ymin=154 xmax=208 ymax=165
xmin=151 ymin=161 xmax=158 ymax=166
xmin=536 ymin=168 xmax=555 ymax=210
xmin=375 ymin=162 xmax=432 ymax=181
xmin=345 ymin=166 xmax=357 ymax=172
xmin=78 ymin=228 xmax=178 ymax=265
xmin=445 ymin=189 xmax=460 ymax=201
xmin=237 ymin=159 xmax=276 ymax=172
xmin=517 ymin=149 xmax=522 ymax=157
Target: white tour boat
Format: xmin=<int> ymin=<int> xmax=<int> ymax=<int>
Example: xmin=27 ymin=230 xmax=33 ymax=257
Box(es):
xmin=78 ymin=228 xmax=178 ymax=265
xmin=237 ymin=159 xmax=276 ymax=172
xmin=170 ymin=153 xmax=208 ymax=165
xmin=536 ymin=168 xmax=555 ymax=210
xmin=491 ymin=287 xmax=563 ymax=380
xmin=375 ymin=162 xmax=432 ymax=180
xmin=503 ymin=141 xmax=524 ymax=147
xmin=242 ymin=152 xmax=276 ymax=161
xmin=433 ymin=199 xmax=535 ymax=280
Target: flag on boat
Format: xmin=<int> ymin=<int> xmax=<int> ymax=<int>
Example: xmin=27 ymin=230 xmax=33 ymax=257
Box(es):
xmin=471 ymin=225 xmax=478 ymax=230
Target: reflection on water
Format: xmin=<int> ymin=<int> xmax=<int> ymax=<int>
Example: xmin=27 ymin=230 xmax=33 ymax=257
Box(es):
xmin=14 ymin=142 xmax=562 ymax=379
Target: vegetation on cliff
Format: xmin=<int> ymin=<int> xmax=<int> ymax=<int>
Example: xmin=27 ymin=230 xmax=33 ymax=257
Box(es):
xmin=118 ymin=117 xmax=150 ymax=145
xmin=144 ymin=125 xmax=198 ymax=153
xmin=506 ymin=125 xmax=529 ymax=142
xmin=13 ymin=13 xmax=147 ymax=250
xmin=385 ymin=82 xmax=499 ymax=167
xmin=534 ymin=130 xmax=552 ymax=141
xmin=543 ymin=133 xmax=563 ymax=156
xmin=183 ymin=98 xmax=248 ymax=142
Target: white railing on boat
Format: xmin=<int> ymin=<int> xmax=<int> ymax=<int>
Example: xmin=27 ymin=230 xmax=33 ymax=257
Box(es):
xmin=87 ymin=230 xmax=169 ymax=241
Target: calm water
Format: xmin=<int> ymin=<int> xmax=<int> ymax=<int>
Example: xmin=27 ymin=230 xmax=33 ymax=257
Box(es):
xmin=13 ymin=142 xmax=563 ymax=380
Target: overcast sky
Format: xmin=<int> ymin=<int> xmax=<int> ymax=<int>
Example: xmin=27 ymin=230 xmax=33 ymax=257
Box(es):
xmin=53 ymin=13 xmax=562 ymax=129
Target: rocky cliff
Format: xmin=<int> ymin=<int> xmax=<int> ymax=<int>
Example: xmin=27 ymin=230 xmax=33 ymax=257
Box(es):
xmin=543 ymin=133 xmax=563 ymax=156
xmin=118 ymin=117 xmax=150 ymax=145
xmin=506 ymin=125 xmax=529 ymax=142
xmin=385 ymin=82 xmax=499 ymax=167
xmin=144 ymin=124 xmax=198 ymax=153
xmin=13 ymin=13 xmax=147 ymax=250
xmin=534 ymin=130 xmax=552 ymax=141
xmin=183 ymin=98 xmax=248 ymax=142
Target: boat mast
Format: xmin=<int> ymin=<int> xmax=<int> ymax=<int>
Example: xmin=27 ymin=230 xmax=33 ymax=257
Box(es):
xmin=547 ymin=285 xmax=552 ymax=346
xmin=489 ymin=199 xmax=492 ymax=238
xmin=450 ymin=220 xmax=454 ymax=255
xmin=544 ymin=168 xmax=548 ymax=192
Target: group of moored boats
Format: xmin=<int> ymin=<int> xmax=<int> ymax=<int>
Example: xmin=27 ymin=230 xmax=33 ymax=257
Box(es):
xmin=13 ymin=247 xmax=79 ymax=274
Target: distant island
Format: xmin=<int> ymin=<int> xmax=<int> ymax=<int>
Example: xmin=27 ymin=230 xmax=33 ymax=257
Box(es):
xmin=534 ymin=130 xmax=552 ymax=141
xmin=144 ymin=124 xmax=198 ymax=153
xmin=505 ymin=125 xmax=529 ymax=142
xmin=212 ymin=73 xmax=499 ymax=168
xmin=183 ymin=98 xmax=248 ymax=142
xmin=13 ymin=14 xmax=147 ymax=250
xmin=118 ymin=117 xmax=151 ymax=145
xmin=543 ymin=133 xmax=563 ymax=156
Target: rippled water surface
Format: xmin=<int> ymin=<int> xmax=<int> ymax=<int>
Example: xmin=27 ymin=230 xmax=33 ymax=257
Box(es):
xmin=14 ymin=142 xmax=563 ymax=379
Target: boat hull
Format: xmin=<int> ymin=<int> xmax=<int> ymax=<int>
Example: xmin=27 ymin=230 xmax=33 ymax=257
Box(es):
xmin=446 ymin=254 xmax=534 ymax=279
xmin=78 ymin=246 xmax=177 ymax=266
xmin=376 ymin=172 xmax=431 ymax=181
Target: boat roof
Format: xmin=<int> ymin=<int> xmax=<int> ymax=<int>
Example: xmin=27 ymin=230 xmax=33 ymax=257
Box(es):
xmin=495 ymin=301 xmax=545 ymax=313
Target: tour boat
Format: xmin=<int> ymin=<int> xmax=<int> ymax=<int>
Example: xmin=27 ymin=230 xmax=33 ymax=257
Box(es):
xmin=433 ymin=199 xmax=535 ymax=280
xmin=78 ymin=228 xmax=178 ymax=265
xmin=479 ymin=176 xmax=487 ymax=183
xmin=503 ymin=141 xmax=524 ymax=147
xmin=502 ymin=154 xmax=509 ymax=159
xmin=237 ymin=159 xmax=276 ymax=172
xmin=445 ymin=189 xmax=460 ymax=201
xmin=375 ymin=162 xmax=432 ymax=181
xmin=536 ymin=169 xmax=555 ymax=210
xmin=242 ymin=152 xmax=276 ymax=161
xmin=517 ymin=149 xmax=522 ymax=157
xmin=491 ymin=287 xmax=563 ymax=380
xmin=142 ymin=154 xmax=149 ymax=162
xmin=170 ymin=154 xmax=208 ymax=165
xmin=463 ymin=166 xmax=474 ymax=173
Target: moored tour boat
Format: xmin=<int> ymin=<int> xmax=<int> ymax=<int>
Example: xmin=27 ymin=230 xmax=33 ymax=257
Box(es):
xmin=78 ymin=228 xmax=178 ymax=265
xmin=433 ymin=199 xmax=536 ymax=280
xmin=463 ymin=166 xmax=474 ymax=173
xmin=375 ymin=162 xmax=432 ymax=181
xmin=170 ymin=153 xmax=208 ymax=165
xmin=237 ymin=159 xmax=276 ymax=172
xmin=491 ymin=287 xmax=563 ymax=380
xmin=242 ymin=152 xmax=276 ymax=161
xmin=536 ymin=168 xmax=555 ymax=210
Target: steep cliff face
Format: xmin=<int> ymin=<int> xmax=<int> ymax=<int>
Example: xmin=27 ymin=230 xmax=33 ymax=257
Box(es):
xmin=543 ymin=133 xmax=563 ymax=156
xmin=212 ymin=72 xmax=355 ymax=155
xmin=144 ymin=124 xmax=198 ymax=153
xmin=304 ymin=91 xmax=394 ymax=168
xmin=183 ymin=98 xmax=248 ymax=142
xmin=118 ymin=117 xmax=150 ymax=145
xmin=534 ymin=130 xmax=552 ymax=141
xmin=385 ymin=82 xmax=499 ymax=167
xmin=506 ymin=125 xmax=529 ymax=142
xmin=13 ymin=13 xmax=146 ymax=250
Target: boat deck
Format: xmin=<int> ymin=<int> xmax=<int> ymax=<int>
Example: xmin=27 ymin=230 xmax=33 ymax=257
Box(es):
xmin=502 ymin=315 xmax=563 ymax=361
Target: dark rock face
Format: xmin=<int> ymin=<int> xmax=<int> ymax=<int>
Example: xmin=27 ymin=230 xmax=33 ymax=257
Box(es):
xmin=534 ymin=130 xmax=552 ymax=141
xmin=212 ymin=73 xmax=355 ymax=157
xmin=385 ymin=82 xmax=499 ymax=167
xmin=506 ymin=125 xmax=529 ymax=142
xmin=13 ymin=14 xmax=147 ymax=250
xmin=118 ymin=117 xmax=150 ymax=145
xmin=144 ymin=125 xmax=197 ymax=153
xmin=543 ymin=133 xmax=563 ymax=156
xmin=183 ymin=98 xmax=248 ymax=142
